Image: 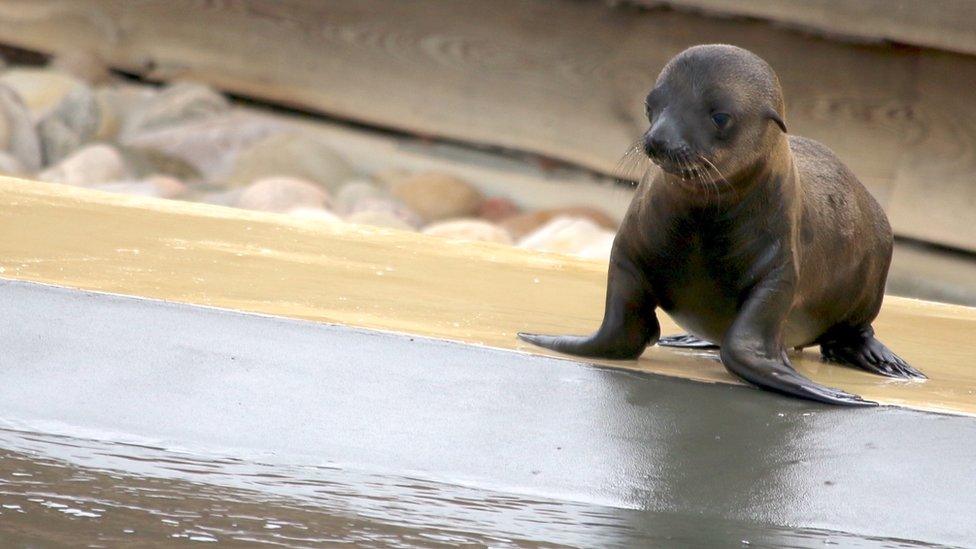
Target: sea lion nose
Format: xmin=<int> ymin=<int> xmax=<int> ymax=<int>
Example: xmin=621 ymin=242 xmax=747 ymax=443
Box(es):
xmin=643 ymin=133 xmax=670 ymax=157
xmin=643 ymin=118 xmax=678 ymax=157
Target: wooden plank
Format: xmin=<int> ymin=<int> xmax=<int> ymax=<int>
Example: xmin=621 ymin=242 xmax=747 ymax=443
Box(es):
xmin=639 ymin=0 xmax=976 ymax=57
xmin=0 ymin=1 xmax=973 ymax=250
xmin=2 ymin=177 xmax=976 ymax=415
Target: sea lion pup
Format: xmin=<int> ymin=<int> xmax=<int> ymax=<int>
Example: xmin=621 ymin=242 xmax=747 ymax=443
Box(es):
xmin=519 ymin=44 xmax=924 ymax=406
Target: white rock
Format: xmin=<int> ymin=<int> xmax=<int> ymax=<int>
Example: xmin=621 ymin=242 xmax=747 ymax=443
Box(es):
xmin=236 ymin=176 xmax=332 ymax=213
xmin=121 ymin=111 xmax=284 ymax=181
xmin=422 ymin=219 xmax=513 ymax=244
xmin=288 ymin=207 xmax=343 ymax=224
xmin=518 ymin=216 xmax=616 ymax=259
xmin=344 ymin=196 xmax=423 ymax=228
xmin=335 ymin=179 xmax=384 ymax=214
xmin=0 ymin=151 xmax=24 ymax=176
xmin=38 ymin=144 xmax=128 ymax=186
xmin=577 ymin=232 xmax=616 ymax=261
xmin=89 ymin=176 xmax=186 ymax=199
xmin=344 ymin=210 xmax=416 ymax=232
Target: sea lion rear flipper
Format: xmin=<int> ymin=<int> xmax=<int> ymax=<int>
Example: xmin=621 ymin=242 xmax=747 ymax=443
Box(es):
xmin=820 ymin=326 xmax=926 ymax=380
xmin=721 ymin=279 xmax=877 ymax=407
xmin=658 ymin=334 xmax=719 ymax=349
xmin=518 ymin=256 xmax=659 ymax=360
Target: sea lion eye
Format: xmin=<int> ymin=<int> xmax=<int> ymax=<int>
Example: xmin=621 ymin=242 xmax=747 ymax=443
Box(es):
xmin=711 ymin=112 xmax=732 ymax=130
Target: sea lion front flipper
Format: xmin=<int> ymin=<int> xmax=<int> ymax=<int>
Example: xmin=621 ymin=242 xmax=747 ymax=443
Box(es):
xmin=820 ymin=326 xmax=926 ymax=380
xmin=658 ymin=334 xmax=719 ymax=349
xmin=519 ymin=256 xmax=659 ymax=360
xmin=721 ymin=279 xmax=877 ymax=407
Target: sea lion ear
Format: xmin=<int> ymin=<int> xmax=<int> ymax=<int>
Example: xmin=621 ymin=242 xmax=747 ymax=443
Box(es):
xmin=766 ymin=108 xmax=787 ymax=133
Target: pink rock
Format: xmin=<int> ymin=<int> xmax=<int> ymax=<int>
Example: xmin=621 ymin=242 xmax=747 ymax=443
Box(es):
xmin=478 ymin=196 xmax=520 ymax=222
xmin=145 ymin=175 xmax=187 ymax=199
xmin=235 ymin=176 xmax=332 ymax=213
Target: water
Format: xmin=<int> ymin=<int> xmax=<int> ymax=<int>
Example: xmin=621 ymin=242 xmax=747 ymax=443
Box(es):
xmin=0 ymin=428 xmax=956 ymax=548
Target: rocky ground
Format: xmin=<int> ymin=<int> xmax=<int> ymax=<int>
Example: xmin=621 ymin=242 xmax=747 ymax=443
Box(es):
xmin=0 ymin=52 xmax=619 ymax=261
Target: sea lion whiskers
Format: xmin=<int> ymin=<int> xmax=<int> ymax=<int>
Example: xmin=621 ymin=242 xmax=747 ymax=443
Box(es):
xmin=612 ymin=138 xmax=650 ymax=186
xmin=696 ymin=152 xmax=736 ymax=203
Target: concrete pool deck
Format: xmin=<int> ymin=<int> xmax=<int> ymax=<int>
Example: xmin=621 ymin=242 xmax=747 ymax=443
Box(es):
xmin=1 ymin=278 xmax=975 ymax=546
xmin=2 ymin=177 xmax=975 ymax=415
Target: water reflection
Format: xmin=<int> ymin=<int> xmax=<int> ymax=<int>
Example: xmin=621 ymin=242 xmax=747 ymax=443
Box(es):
xmin=597 ymin=365 xmax=976 ymax=547
xmin=0 ymin=427 xmax=946 ymax=548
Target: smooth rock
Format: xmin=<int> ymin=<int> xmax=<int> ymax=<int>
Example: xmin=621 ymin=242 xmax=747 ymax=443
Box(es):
xmin=38 ymin=143 xmax=127 ymax=186
xmin=345 ymin=210 xmax=417 ymax=232
xmin=118 ymin=146 xmax=201 ymax=181
xmin=236 ymin=176 xmax=332 ymax=213
xmin=288 ymin=207 xmax=343 ymax=224
xmin=389 ymin=172 xmax=483 ymax=223
xmin=0 ymin=151 xmax=24 ymax=176
xmin=49 ymin=51 xmax=111 ymax=85
xmin=226 ymin=132 xmax=355 ymax=192
xmin=37 ymin=82 xmax=101 ymax=165
xmin=121 ymin=81 xmax=229 ymax=137
xmin=94 ymin=85 xmax=158 ymax=141
xmin=335 ymin=179 xmax=384 ymax=214
xmin=197 ymin=187 xmax=245 ymax=207
xmin=502 ymin=206 xmax=618 ymax=240
xmin=371 ymin=167 xmax=411 ymax=189
xmin=518 ymin=216 xmax=616 ymax=258
xmin=478 ymin=196 xmax=520 ymax=222
xmin=121 ymin=111 xmax=283 ymax=181
xmin=422 ymin=219 xmax=513 ymax=244
xmin=0 ymin=83 xmax=41 ymax=171
xmin=577 ymin=232 xmax=616 ymax=261
xmin=0 ymin=68 xmax=82 ymax=121
xmin=89 ymin=176 xmax=187 ymax=199
xmin=144 ymin=175 xmax=188 ymax=199
xmin=344 ymin=196 xmax=423 ymax=228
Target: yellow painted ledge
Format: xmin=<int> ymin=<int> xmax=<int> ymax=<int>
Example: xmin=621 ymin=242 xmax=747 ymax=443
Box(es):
xmin=2 ymin=177 xmax=975 ymax=415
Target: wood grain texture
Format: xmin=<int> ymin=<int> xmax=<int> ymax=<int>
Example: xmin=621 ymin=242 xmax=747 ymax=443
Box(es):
xmin=0 ymin=0 xmax=973 ymax=250
xmin=638 ymin=0 xmax=976 ymax=57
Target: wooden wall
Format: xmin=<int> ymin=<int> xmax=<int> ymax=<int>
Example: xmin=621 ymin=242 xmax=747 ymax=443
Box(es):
xmin=644 ymin=1 xmax=976 ymax=56
xmin=0 ymin=0 xmax=973 ymax=251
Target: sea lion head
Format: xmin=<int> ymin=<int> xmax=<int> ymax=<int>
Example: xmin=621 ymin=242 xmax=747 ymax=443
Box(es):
xmin=642 ymin=44 xmax=787 ymax=189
